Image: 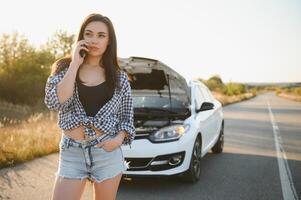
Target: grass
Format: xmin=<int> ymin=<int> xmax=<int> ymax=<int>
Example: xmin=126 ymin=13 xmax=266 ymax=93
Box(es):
xmin=275 ymin=87 xmax=301 ymax=102
xmin=212 ymin=92 xmax=256 ymax=106
xmin=0 ymin=98 xmax=46 ymax=127
xmin=0 ymin=111 xmax=61 ymax=169
xmin=276 ymin=92 xmax=301 ymax=102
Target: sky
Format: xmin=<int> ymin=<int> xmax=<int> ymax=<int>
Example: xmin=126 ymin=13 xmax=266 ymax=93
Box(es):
xmin=0 ymin=0 xmax=300 ymax=83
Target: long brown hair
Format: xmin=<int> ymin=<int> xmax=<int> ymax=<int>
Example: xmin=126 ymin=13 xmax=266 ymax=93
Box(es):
xmin=50 ymin=13 xmax=121 ymax=95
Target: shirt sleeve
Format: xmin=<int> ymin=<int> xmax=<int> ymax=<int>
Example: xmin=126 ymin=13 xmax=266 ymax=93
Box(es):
xmin=116 ymin=71 xmax=136 ymax=147
xmin=44 ymin=68 xmax=74 ymax=112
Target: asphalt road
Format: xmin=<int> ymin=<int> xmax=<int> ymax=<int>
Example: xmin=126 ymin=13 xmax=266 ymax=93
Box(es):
xmin=0 ymin=92 xmax=300 ymax=200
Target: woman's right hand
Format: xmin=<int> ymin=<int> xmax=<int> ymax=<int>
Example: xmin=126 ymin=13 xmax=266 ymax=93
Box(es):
xmin=70 ymin=40 xmax=90 ymax=69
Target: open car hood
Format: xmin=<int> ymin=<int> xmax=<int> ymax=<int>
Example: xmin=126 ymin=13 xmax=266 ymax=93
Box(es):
xmin=118 ymin=56 xmax=190 ymax=104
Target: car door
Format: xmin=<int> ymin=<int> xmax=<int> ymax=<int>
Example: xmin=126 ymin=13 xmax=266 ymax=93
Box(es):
xmin=205 ymin=87 xmax=223 ymax=135
xmin=198 ymin=86 xmax=217 ymax=148
xmin=193 ymin=85 xmax=213 ymax=150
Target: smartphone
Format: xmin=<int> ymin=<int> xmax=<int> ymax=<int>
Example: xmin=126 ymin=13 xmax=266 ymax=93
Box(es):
xmin=79 ymin=44 xmax=88 ymax=58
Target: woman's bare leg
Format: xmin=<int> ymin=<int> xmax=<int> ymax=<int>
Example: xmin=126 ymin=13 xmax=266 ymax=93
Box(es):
xmin=51 ymin=176 xmax=87 ymax=200
xmin=93 ymin=173 xmax=123 ymax=200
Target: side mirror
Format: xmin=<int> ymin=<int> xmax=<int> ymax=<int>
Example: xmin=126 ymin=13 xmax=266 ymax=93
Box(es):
xmin=196 ymin=102 xmax=214 ymax=112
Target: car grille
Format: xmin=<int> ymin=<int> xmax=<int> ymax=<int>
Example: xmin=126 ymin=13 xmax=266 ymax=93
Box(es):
xmin=125 ymin=151 xmax=185 ymax=171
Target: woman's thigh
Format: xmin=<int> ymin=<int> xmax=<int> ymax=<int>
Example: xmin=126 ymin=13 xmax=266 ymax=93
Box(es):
xmin=51 ymin=176 xmax=87 ymax=200
xmin=93 ymin=172 xmax=123 ymax=200
xmin=90 ymin=145 xmax=126 ymax=182
xmin=91 ymin=146 xmax=125 ymax=200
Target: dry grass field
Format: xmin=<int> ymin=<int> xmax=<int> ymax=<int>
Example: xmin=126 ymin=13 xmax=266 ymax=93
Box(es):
xmin=0 ymin=111 xmax=60 ymax=168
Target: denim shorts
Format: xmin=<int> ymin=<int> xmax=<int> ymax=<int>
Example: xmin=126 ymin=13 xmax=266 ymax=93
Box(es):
xmin=54 ymin=133 xmax=127 ymax=183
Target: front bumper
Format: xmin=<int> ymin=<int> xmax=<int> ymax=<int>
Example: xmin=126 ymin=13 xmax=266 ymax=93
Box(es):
xmin=120 ymin=136 xmax=194 ymax=176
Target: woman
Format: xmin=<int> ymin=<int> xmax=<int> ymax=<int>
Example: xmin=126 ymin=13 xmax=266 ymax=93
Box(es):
xmin=44 ymin=13 xmax=135 ymax=200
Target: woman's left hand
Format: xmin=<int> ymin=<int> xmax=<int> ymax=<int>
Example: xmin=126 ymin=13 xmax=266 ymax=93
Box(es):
xmin=94 ymin=137 xmax=122 ymax=152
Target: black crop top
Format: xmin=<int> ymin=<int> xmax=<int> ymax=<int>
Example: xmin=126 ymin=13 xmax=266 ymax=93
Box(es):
xmin=76 ymin=75 xmax=112 ymax=117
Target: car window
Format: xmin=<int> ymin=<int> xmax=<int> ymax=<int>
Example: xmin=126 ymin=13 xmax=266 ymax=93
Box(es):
xmin=206 ymin=88 xmax=215 ymax=101
xmin=200 ymin=87 xmax=212 ymax=102
xmin=194 ymin=86 xmax=205 ymax=109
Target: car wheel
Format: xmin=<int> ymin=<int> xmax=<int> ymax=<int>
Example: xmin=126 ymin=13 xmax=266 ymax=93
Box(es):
xmin=211 ymin=122 xmax=224 ymax=154
xmin=180 ymin=137 xmax=202 ymax=183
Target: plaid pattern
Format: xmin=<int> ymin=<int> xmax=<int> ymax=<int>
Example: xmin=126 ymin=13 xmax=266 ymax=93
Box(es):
xmin=44 ymin=68 xmax=135 ymax=148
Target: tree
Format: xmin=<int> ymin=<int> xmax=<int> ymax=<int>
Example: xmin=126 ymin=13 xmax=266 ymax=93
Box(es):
xmin=201 ymin=75 xmax=225 ymax=92
xmin=0 ymin=32 xmax=35 ymax=71
xmin=42 ymin=30 xmax=75 ymax=59
xmin=0 ymin=32 xmax=55 ymax=105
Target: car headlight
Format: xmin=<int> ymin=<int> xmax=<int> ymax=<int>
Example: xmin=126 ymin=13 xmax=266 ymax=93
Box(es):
xmin=149 ymin=124 xmax=190 ymax=142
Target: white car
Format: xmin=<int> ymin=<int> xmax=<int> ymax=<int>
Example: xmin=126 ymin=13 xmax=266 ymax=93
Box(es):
xmin=118 ymin=57 xmax=224 ymax=183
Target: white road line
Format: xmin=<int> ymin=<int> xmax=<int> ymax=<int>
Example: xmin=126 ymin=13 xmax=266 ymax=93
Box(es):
xmin=267 ymin=100 xmax=299 ymax=200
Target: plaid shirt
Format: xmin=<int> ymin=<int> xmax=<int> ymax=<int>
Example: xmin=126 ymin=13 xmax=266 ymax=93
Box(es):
xmin=44 ymin=68 xmax=135 ymax=148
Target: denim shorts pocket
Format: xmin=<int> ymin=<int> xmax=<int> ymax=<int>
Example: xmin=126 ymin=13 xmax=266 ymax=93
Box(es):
xmin=102 ymin=147 xmax=112 ymax=153
xmin=118 ymin=146 xmax=128 ymax=171
xmin=101 ymin=146 xmax=117 ymax=153
xmin=119 ymin=146 xmax=124 ymax=161
xmin=93 ymin=145 xmax=118 ymax=153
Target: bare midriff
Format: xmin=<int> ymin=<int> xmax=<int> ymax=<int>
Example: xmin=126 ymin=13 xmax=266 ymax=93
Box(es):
xmin=63 ymin=125 xmax=105 ymax=140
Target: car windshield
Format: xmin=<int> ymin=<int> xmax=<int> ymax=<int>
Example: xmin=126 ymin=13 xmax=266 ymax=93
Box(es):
xmin=133 ymin=96 xmax=188 ymax=109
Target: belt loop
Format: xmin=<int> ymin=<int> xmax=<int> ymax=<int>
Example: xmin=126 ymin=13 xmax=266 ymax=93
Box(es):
xmin=83 ymin=140 xmax=89 ymax=149
xmin=66 ymin=138 xmax=71 ymax=148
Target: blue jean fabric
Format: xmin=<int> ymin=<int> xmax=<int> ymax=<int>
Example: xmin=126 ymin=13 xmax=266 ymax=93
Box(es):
xmin=55 ymin=133 xmax=127 ymax=183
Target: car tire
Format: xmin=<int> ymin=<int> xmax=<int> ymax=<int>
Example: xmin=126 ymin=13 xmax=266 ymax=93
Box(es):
xmin=179 ymin=136 xmax=202 ymax=183
xmin=211 ymin=122 xmax=224 ymax=154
